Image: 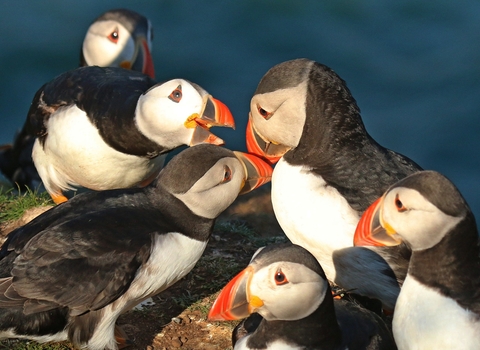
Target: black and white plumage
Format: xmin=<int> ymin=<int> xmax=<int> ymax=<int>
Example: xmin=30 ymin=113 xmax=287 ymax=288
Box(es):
xmin=80 ymin=8 xmax=155 ymax=78
xmin=0 ymin=9 xmax=155 ymax=192
xmin=354 ymin=171 xmax=480 ymax=349
xmin=27 ymin=66 xmax=234 ymax=204
xmin=0 ymin=144 xmax=273 ymax=350
xmin=246 ymin=58 xmax=422 ymax=311
xmin=209 ymin=243 xmax=397 ymax=350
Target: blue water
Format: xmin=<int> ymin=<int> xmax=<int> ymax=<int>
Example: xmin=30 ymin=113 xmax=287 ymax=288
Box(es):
xmin=1 ymin=1 xmax=479 ymax=216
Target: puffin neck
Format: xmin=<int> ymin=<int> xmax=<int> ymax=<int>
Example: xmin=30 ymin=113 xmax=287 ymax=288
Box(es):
xmin=283 ymin=66 xmax=370 ymax=168
xmin=248 ymin=288 xmax=342 ymax=348
xmin=408 ymin=213 xmax=480 ymax=313
xmin=145 ymin=185 xmax=214 ymax=242
xmin=86 ymin=91 xmax=169 ymax=158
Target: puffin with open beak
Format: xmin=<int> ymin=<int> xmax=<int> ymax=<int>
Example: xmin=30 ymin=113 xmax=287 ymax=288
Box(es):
xmin=0 ymin=9 xmax=156 ymax=192
xmin=28 ymin=66 xmax=235 ymax=204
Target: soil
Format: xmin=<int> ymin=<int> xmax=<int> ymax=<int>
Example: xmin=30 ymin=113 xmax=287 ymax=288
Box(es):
xmin=0 ymin=186 xmax=286 ymax=350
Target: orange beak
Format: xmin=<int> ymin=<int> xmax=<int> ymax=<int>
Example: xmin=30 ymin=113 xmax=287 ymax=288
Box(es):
xmin=354 ymin=196 xmax=401 ymax=247
xmin=190 ymin=97 xmax=235 ymax=146
xmin=234 ymin=152 xmax=273 ymax=194
xmin=208 ymin=266 xmax=257 ymax=321
xmin=141 ymin=39 xmax=155 ymax=79
xmin=246 ymin=116 xmax=289 ymax=166
xmin=125 ymin=38 xmax=155 ymax=78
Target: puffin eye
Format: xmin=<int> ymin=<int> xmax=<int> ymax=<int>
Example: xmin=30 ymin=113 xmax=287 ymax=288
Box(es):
xmin=257 ymin=104 xmax=272 ymax=120
xmin=274 ymin=269 xmax=288 ymax=285
xmin=168 ymin=85 xmax=183 ymax=103
xmin=222 ymin=166 xmax=232 ymax=183
xmin=108 ymin=29 xmax=119 ymax=43
xmin=395 ymin=194 xmax=407 ymax=212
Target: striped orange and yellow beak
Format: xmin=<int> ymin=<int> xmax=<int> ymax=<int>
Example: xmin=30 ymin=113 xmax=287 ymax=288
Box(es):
xmin=354 ymin=196 xmax=402 ymax=247
xmin=208 ymin=266 xmax=264 ymax=321
xmin=245 ymin=116 xmax=290 ymax=166
xmin=189 ymin=96 xmax=235 ymax=146
xmin=234 ymin=152 xmax=273 ymax=195
xmin=120 ymin=37 xmax=155 ymax=79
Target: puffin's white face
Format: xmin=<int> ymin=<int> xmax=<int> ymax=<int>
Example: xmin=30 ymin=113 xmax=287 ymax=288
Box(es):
xmin=135 ymin=79 xmax=209 ymax=149
xmin=381 ymin=187 xmax=463 ymax=251
xmin=83 ymin=20 xmax=145 ymax=68
xmin=174 ymin=156 xmax=246 ymax=219
xmin=249 ymin=261 xmax=327 ymax=321
xmin=249 ymin=81 xmax=308 ymax=150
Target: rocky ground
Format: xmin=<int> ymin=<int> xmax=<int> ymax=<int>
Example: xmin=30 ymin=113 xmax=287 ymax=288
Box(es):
xmin=0 ymin=186 xmax=287 ymax=350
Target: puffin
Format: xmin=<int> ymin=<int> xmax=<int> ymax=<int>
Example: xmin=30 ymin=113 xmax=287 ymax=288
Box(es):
xmin=26 ymin=65 xmax=235 ymax=204
xmin=0 ymin=8 xmax=155 ymax=192
xmin=245 ymin=58 xmax=422 ymax=311
xmin=354 ymin=171 xmax=480 ymax=349
xmin=208 ymin=243 xmax=397 ymax=350
xmin=80 ymin=8 xmax=155 ymax=78
xmin=0 ymin=143 xmax=273 ymax=350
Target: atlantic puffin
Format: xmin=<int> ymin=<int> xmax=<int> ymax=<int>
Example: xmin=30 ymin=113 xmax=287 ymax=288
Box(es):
xmin=0 ymin=143 xmax=273 ymax=350
xmin=26 ymin=66 xmax=235 ymax=204
xmin=209 ymin=243 xmax=397 ymax=349
xmin=0 ymin=8 xmax=155 ymax=192
xmin=354 ymin=171 xmax=480 ymax=349
xmin=80 ymin=8 xmax=155 ymax=78
xmin=245 ymin=58 xmax=422 ymax=311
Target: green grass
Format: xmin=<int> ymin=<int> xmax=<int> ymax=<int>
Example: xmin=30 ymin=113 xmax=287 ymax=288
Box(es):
xmin=0 ymin=339 xmax=72 ymax=350
xmin=0 ymin=187 xmax=53 ymax=224
xmin=0 ymin=188 xmax=59 ymax=349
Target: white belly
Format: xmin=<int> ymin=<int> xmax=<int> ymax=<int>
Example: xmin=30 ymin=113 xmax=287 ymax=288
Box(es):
xmin=271 ymin=159 xmax=359 ymax=281
xmin=32 ymin=106 xmax=165 ymax=195
xmin=235 ymin=335 xmax=303 ymax=350
xmin=88 ymin=233 xmax=207 ymax=350
xmin=394 ymin=276 xmax=480 ymax=350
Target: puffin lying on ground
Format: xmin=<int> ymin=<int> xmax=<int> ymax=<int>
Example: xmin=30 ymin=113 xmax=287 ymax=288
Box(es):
xmin=0 ymin=8 xmax=155 ymax=192
xmin=27 ymin=66 xmax=234 ymax=204
xmin=209 ymin=243 xmax=397 ymax=349
xmin=246 ymin=58 xmax=422 ymax=311
xmin=354 ymin=171 xmax=480 ymax=349
xmin=0 ymin=144 xmax=273 ymax=350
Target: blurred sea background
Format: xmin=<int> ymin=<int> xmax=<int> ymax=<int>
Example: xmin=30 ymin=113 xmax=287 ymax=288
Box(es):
xmin=1 ymin=1 xmax=479 ymax=217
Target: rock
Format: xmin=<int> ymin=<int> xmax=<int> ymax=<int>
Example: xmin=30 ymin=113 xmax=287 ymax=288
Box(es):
xmin=171 ymin=337 xmax=183 ymax=347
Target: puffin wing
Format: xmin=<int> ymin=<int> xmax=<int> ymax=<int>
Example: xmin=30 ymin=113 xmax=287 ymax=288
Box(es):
xmin=0 ymin=192 xmax=178 ymax=315
xmin=0 ymin=189 xmax=145 ymax=258
xmin=311 ymin=147 xmax=422 ymax=213
xmin=334 ymin=299 xmax=397 ymax=349
xmin=26 ymin=66 xmax=157 ymax=154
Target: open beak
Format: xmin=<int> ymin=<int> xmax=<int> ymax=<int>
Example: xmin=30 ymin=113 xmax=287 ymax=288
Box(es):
xmin=189 ymin=96 xmax=235 ymax=146
xmin=208 ymin=266 xmax=264 ymax=321
xmin=234 ymin=152 xmax=273 ymax=194
xmin=122 ymin=37 xmax=155 ymax=78
xmin=354 ymin=197 xmax=402 ymax=247
xmin=246 ymin=116 xmax=290 ymax=166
